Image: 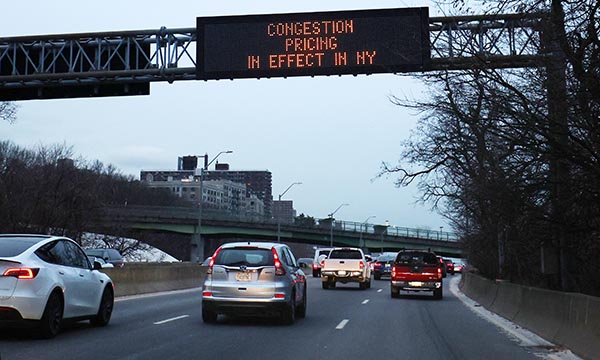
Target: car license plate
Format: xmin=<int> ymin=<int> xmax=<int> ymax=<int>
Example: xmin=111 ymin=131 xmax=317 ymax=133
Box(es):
xmin=337 ymin=270 xmax=347 ymax=276
xmin=408 ymin=281 xmax=424 ymax=287
xmin=385 ymin=264 xmax=391 ymax=269
xmin=235 ymin=272 xmax=252 ymax=282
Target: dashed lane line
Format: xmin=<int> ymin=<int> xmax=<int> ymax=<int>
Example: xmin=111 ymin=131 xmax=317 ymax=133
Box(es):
xmin=153 ymin=315 xmax=190 ymax=325
xmin=362 ymin=299 xmax=370 ymax=305
xmin=336 ymin=319 xmax=349 ymax=330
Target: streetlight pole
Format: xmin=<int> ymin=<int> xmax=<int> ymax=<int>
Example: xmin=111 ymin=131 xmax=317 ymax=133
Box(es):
xmin=381 ymin=220 xmax=389 ymax=253
xmin=328 ymin=203 xmax=349 ymax=247
xmin=359 ymin=215 xmax=376 ymax=249
xmin=194 ymin=150 xmax=233 ymax=262
xmin=277 ymin=182 xmax=302 ymax=242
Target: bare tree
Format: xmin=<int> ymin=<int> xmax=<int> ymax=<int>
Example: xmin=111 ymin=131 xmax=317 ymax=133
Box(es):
xmin=381 ymin=0 xmax=600 ymax=294
xmin=0 ymin=102 xmax=18 ymax=123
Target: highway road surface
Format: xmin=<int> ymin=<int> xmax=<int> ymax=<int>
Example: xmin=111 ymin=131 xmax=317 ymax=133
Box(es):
xmin=0 ymin=276 xmax=570 ymax=360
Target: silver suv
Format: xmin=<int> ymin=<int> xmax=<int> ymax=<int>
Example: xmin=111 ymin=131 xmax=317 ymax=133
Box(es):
xmin=202 ymin=242 xmax=307 ymax=324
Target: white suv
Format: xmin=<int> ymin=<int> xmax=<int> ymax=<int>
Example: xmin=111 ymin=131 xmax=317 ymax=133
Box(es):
xmin=312 ymin=247 xmax=332 ymax=277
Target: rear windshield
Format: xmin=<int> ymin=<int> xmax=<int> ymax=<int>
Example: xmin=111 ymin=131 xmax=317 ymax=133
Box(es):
xmin=0 ymin=236 xmax=43 ymax=257
xmin=329 ymin=250 xmax=362 ymax=260
xmin=318 ymin=250 xmax=330 ymax=257
xmin=214 ymin=248 xmax=274 ymax=267
xmin=377 ymin=254 xmax=396 ymax=261
xmin=395 ymin=252 xmax=438 ymax=266
xmin=85 ymin=249 xmax=105 ymax=257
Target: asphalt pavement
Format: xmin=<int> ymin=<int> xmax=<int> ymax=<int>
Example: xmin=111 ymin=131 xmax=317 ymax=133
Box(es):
xmin=0 ymin=275 xmax=563 ymax=360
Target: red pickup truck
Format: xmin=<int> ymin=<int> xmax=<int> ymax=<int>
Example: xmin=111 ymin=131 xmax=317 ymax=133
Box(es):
xmin=390 ymin=249 xmax=443 ymax=299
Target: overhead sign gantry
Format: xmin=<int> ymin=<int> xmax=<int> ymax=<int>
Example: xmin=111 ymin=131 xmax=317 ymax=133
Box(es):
xmin=0 ymin=8 xmax=543 ymax=101
xmin=196 ymin=8 xmax=430 ymax=80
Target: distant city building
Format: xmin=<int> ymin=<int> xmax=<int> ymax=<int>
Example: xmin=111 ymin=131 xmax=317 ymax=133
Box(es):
xmin=203 ymin=166 xmax=273 ymax=217
xmin=140 ymin=157 xmax=272 ymax=217
xmin=272 ymin=200 xmax=296 ymax=224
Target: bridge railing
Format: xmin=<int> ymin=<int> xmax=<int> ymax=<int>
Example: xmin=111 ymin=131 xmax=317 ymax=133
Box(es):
xmin=103 ymin=205 xmax=458 ymax=242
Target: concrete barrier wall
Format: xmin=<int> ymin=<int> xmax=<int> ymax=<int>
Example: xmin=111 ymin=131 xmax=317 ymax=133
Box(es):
xmin=101 ymin=263 xmax=207 ymax=297
xmin=461 ymin=273 xmax=600 ymax=360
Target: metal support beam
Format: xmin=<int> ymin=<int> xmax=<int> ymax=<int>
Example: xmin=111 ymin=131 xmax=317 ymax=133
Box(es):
xmin=0 ymin=13 xmax=546 ymax=100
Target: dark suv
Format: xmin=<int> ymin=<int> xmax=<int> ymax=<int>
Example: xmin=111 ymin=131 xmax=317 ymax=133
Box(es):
xmin=390 ymin=250 xmax=443 ymax=299
xmin=373 ymin=253 xmax=396 ymax=280
xmin=85 ymin=248 xmax=124 ymax=268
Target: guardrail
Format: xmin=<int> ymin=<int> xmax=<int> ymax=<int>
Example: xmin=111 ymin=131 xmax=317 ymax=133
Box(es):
xmin=102 ymin=205 xmax=458 ymax=242
xmin=460 ymin=273 xmax=600 ymax=360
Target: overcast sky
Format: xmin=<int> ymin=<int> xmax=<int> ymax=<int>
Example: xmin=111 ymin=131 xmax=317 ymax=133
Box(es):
xmin=1 ymin=0 xmax=454 ymax=232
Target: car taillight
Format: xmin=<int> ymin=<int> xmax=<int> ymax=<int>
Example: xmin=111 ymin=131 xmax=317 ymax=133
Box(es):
xmin=391 ymin=266 xmax=397 ymax=278
xmin=313 ymin=263 xmax=318 ymax=270
xmin=202 ymin=291 xmax=213 ymax=297
xmin=359 ymin=261 xmax=364 ymax=269
xmin=206 ymin=247 xmax=222 ymax=275
xmin=271 ymin=248 xmax=286 ymax=276
xmin=3 ymin=268 xmax=39 ymax=279
xmin=321 ymin=260 xmax=325 ymax=268
xmin=437 ymin=267 xmax=442 ymax=279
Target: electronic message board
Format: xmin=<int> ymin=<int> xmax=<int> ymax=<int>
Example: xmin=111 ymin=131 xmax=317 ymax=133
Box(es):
xmin=196 ymin=7 xmax=429 ymax=80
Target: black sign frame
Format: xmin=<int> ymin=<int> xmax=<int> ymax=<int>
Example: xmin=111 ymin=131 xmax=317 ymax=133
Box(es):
xmin=196 ymin=7 xmax=430 ymax=80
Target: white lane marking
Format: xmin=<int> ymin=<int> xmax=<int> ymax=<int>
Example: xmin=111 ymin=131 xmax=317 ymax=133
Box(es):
xmin=377 ymin=289 xmax=383 ymax=293
xmin=362 ymin=299 xmax=370 ymax=305
xmin=336 ymin=319 xmax=349 ymax=330
xmin=153 ymin=315 xmax=190 ymax=325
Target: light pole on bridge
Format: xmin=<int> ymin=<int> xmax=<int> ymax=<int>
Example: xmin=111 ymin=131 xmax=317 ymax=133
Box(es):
xmin=194 ymin=150 xmax=233 ymax=262
xmin=277 ymin=182 xmax=302 ymax=242
xmin=328 ymin=203 xmax=349 ymax=247
xmin=359 ymin=215 xmax=376 ymax=249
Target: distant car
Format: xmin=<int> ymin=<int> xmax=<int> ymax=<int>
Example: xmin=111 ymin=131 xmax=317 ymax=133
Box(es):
xmin=202 ymin=241 xmax=307 ymax=324
xmin=85 ymin=248 xmax=124 ymax=268
xmin=87 ymin=256 xmax=114 ymax=268
xmin=0 ymin=234 xmax=114 ymax=337
xmin=312 ymin=247 xmax=333 ymax=277
xmin=443 ymin=259 xmax=455 ymax=275
xmin=373 ymin=253 xmax=396 ymax=280
xmin=437 ymin=256 xmax=447 ymax=278
xmin=454 ymin=261 xmax=465 ymax=273
xmin=391 ymin=249 xmax=443 ymax=299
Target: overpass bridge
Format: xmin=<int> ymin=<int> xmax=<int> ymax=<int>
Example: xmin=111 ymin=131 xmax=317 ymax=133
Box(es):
xmin=94 ymin=206 xmax=462 ymax=261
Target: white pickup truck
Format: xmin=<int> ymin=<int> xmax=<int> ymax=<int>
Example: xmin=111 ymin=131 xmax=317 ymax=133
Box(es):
xmin=321 ymin=247 xmax=371 ymax=290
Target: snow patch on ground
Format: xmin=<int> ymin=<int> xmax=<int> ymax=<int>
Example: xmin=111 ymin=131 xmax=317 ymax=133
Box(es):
xmin=81 ymin=232 xmax=178 ymax=262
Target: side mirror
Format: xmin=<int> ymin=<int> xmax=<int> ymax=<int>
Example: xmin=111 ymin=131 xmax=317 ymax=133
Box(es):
xmin=93 ymin=261 xmax=103 ymax=270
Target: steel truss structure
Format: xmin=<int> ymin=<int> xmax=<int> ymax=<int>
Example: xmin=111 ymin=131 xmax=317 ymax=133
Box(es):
xmin=0 ymin=13 xmax=545 ymax=100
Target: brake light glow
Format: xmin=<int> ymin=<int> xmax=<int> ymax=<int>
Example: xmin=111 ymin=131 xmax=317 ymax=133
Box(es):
xmin=274 ymin=293 xmax=285 ymax=299
xmin=3 ymin=268 xmax=39 ymax=279
xmin=271 ymin=248 xmax=286 ymax=276
xmin=437 ymin=267 xmax=442 ymax=279
xmin=206 ymin=247 xmax=222 ymax=275
xmin=202 ymin=291 xmax=213 ymax=297
xmin=359 ymin=261 xmax=364 ymax=269
xmin=313 ymin=263 xmax=318 ymax=270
